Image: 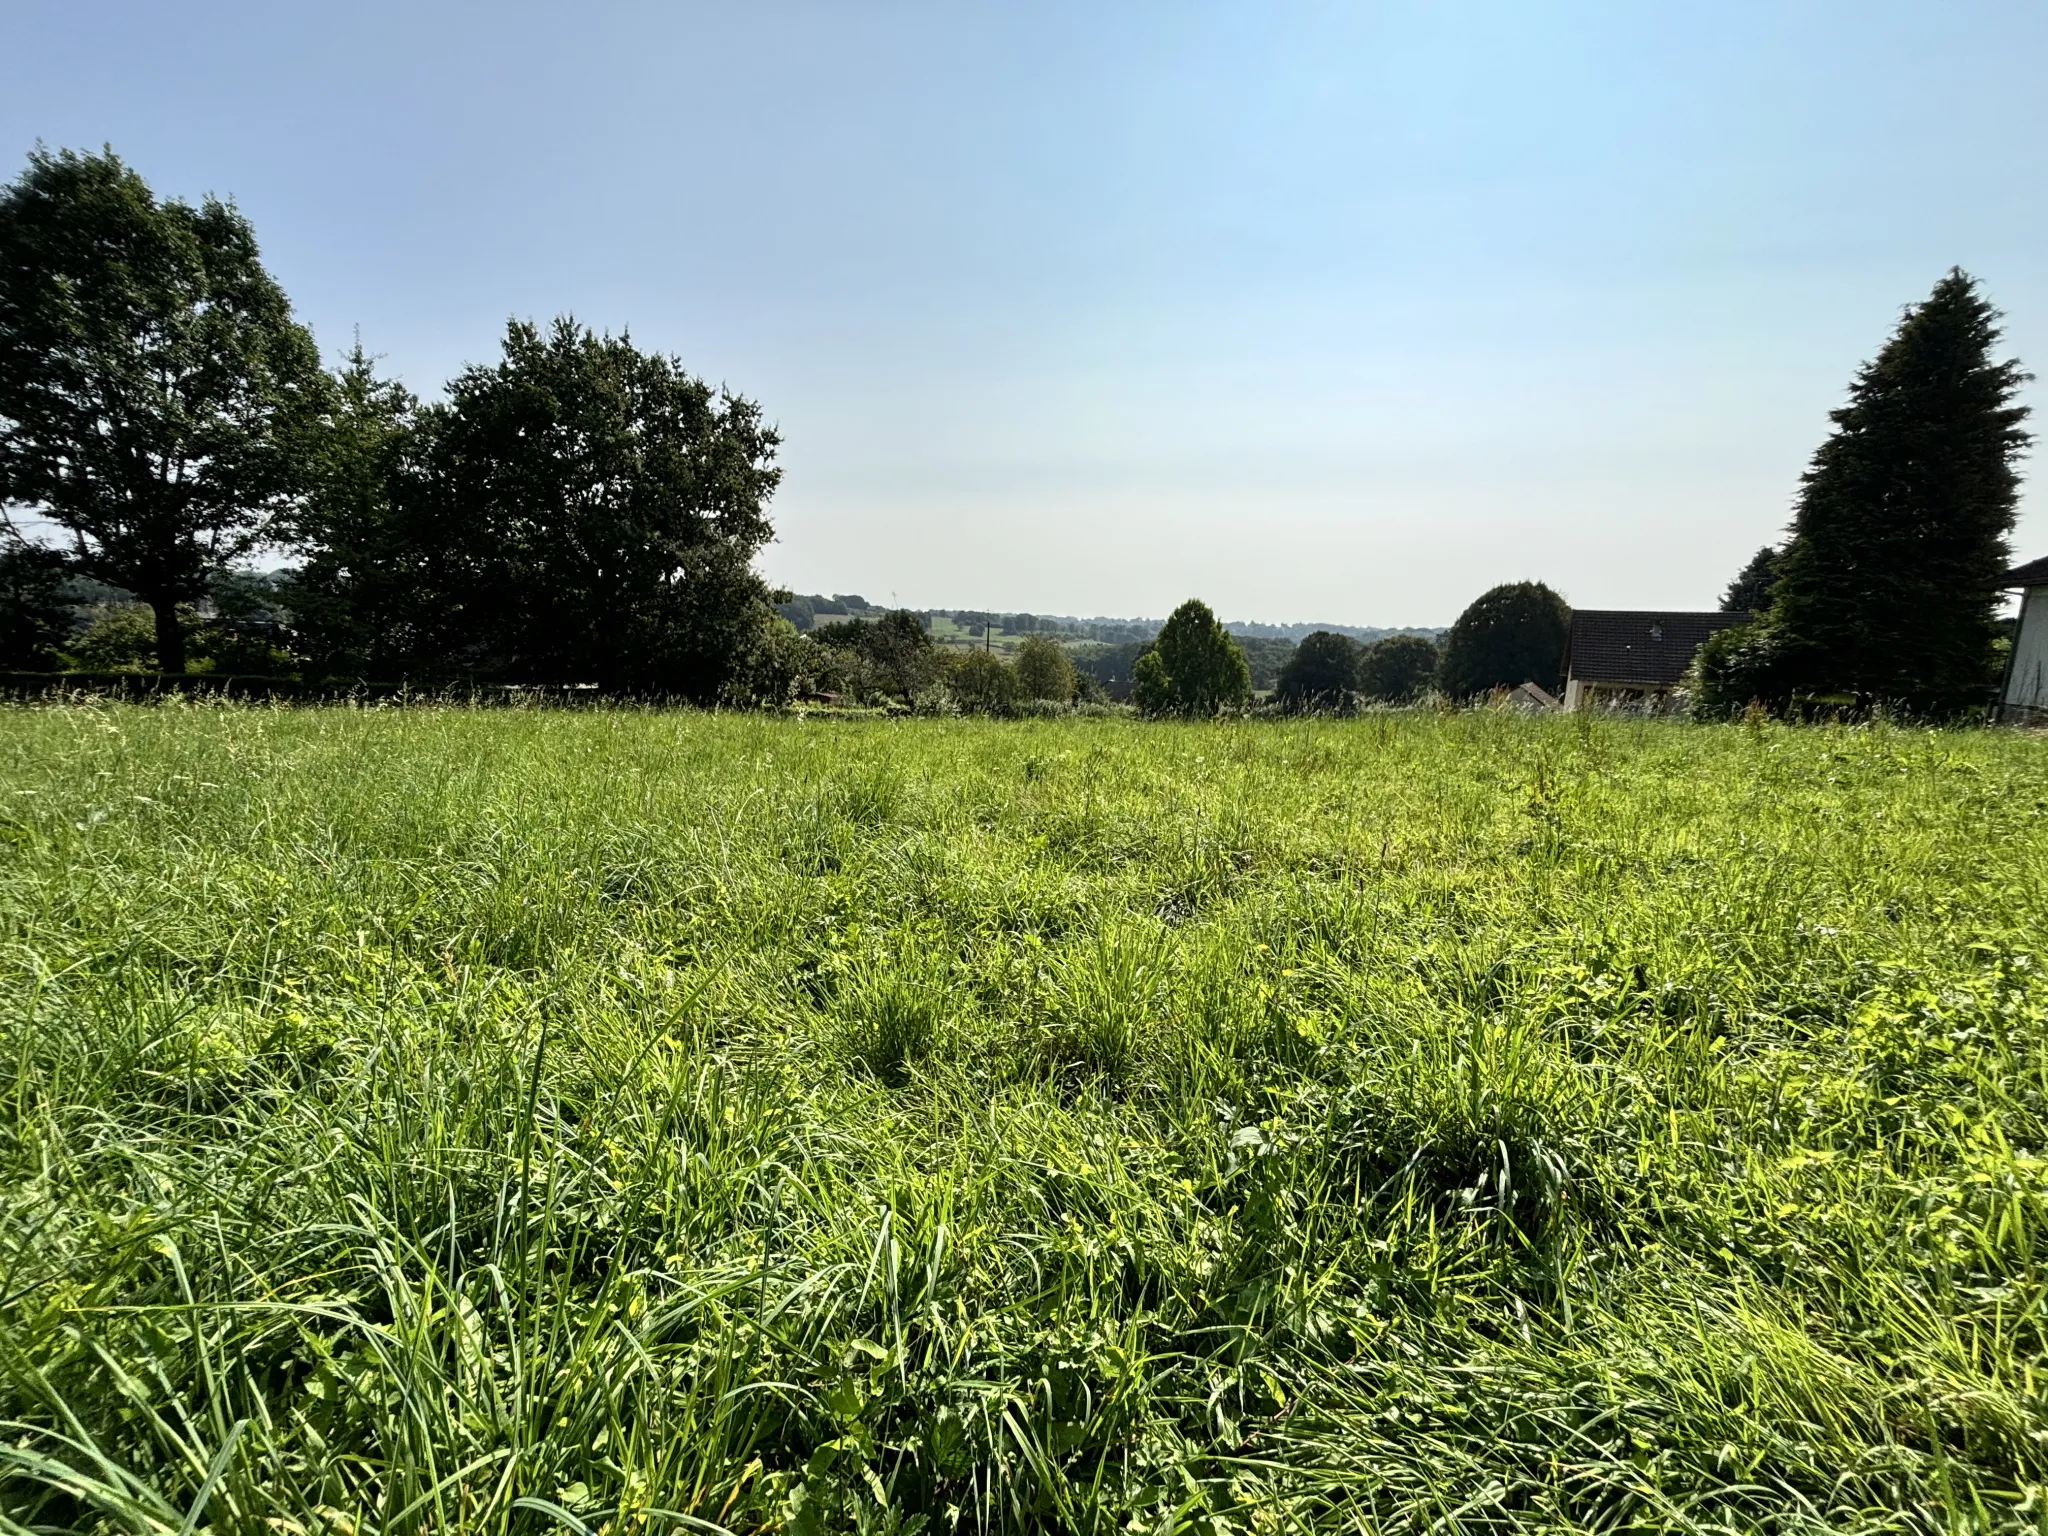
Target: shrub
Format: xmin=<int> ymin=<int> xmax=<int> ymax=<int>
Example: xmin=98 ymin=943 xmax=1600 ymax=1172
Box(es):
xmin=69 ymin=602 xmax=161 ymax=671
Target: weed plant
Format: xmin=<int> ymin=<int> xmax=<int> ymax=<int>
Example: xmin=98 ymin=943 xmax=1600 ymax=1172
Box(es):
xmin=2 ymin=703 xmax=2047 ymax=1533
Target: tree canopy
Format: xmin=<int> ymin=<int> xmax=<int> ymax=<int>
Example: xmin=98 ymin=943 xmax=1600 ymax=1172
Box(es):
xmin=948 ymin=648 xmax=1016 ymax=713
xmin=1721 ymin=546 xmax=1780 ymax=613
xmin=1132 ymin=599 xmax=1251 ymax=715
xmin=295 ymin=319 xmax=783 ymax=698
xmin=815 ymin=610 xmax=936 ymax=704
xmin=1356 ymin=633 xmax=1439 ymax=703
xmin=1012 ymin=634 xmax=1076 ymax=702
xmin=1436 ymin=582 xmax=1570 ymax=697
xmin=1273 ymin=630 xmax=1358 ymax=711
xmin=1758 ymin=270 xmax=2030 ymax=715
xmin=0 ymin=147 xmax=326 ymax=673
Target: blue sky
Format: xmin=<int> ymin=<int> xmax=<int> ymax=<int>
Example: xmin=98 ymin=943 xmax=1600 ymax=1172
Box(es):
xmin=8 ymin=1 xmax=2047 ymax=625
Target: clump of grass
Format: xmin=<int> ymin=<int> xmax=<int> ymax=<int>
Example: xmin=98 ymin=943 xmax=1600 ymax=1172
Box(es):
xmin=1 ymin=703 xmax=2046 ymax=1532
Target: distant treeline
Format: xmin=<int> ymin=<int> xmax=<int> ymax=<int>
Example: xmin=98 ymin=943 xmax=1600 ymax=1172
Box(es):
xmin=1 ymin=146 xmax=2030 ymax=720
xmin=776 ymin=595 xmax=1441 ymax=651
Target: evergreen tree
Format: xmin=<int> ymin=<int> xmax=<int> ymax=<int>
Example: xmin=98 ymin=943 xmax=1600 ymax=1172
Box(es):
xmin=1273 ymin=630 xmax=1358 ymax=711
xmin=1721 ymin=546 xmax=1780 ymax=613
xmin=287 ymin=343 xmax=423 ymax=677
xmin=1765 ymin=270 xmax=2030 ymax=715
xmin=1437 ymin=582 xmax=1570 ymax=697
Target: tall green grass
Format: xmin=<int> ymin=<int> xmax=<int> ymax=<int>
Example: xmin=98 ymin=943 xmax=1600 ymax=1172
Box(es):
xmin=2 ymin=702 xmax=2046 ymax=1533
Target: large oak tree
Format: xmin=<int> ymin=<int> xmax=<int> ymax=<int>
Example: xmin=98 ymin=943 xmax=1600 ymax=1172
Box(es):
xmin=0 ymin=147 xmax=325 ymax=673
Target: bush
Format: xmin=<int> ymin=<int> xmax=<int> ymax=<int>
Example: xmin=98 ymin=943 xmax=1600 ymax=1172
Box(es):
xmin=69 ymin=603 xmax=161 ymax=671
xmin=1690 ymin=621 xmax=1782 ymax=721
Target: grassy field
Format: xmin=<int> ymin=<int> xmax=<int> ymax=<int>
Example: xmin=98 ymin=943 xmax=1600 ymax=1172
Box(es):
xmin=3 ymin=705 xmax=2048 ymax=1534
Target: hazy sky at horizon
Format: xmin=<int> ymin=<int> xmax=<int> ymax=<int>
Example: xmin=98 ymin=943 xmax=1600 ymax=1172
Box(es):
xmin=8 ymin=1 xmax=2047 ymax=625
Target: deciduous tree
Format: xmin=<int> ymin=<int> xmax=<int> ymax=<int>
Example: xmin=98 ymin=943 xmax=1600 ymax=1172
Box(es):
xmin=1134 ymin=599 xmax=1250 ymax=715
xmin=1012 ymin=634 xmax=1076 ymax=702
xmin=295 ymin=318 xmax=783 ymax=698
xmin=0 ymin=147 xmax=326 ymax=673
xmin=0 ymin=533 xmax=71 ymax=670
xmin=1273 ymin=630 xmax=1358 ymax=711
xmin=1436 ymin=582 xmax=1569 ymax=698
xmin=1356 ymin=633 xmax=1439 ymax=703
xmin=949 ymin=648 xmax=1016 ymax=713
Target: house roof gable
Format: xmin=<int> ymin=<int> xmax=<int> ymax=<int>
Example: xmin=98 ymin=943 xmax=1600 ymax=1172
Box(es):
xmin=2004 ymin=555 xmax=2048 ymax=588
xmin=1565 ymin=609 xmax=1751 ymax=687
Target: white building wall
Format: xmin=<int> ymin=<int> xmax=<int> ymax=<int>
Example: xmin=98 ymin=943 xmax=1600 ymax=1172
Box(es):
xmin=2005 ymin=585 xmax=2048 ymax=721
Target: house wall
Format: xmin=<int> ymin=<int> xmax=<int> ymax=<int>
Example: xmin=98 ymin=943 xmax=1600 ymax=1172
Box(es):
xmin=2006 ymin=585 xmax=2048 ymax=722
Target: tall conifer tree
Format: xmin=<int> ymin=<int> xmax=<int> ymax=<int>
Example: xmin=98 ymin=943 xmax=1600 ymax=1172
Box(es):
xmin=1767 ymin=270 xmax=2030 ymax=714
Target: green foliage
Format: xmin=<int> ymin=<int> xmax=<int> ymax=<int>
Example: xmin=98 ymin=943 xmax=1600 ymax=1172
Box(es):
xmin=68 ymin=601 xmax=162 ymax=670
xmin=816 ymin=610 xmax=939 ymax=705
xmin=292 ymin=319 xmax=782 ymax=698
xmin=1437 ymin=581 xmax=1570 ymax=697
xmin=3 ymin=707 xmax=2047 ymax=1531
xmin=1228 ymin=634 xmax=1298 ymax=691
xmin=1721 ymin=544 xmax=1781 ymax=613
xmin=1687 ymin=621 xmax=1769 ymax=720
xmin=287 ymin=342 xmax=422 ymax=677
xmin=1130 ymin=647 xmax=1172 ymax=711
xmin=1356 ymin=632 xmax=1439 ymax=703
xmin=0 ymin=147 xmax=327 ymax=674
xmin=1012 ymin=633 xmax=1077 ymax=702
xmin=1763 ymin=270 xmax=2031 ymax=717
xmin=730 ymin=618 xmax=847 ymax=705
xmin=1134 ymin=599 xmax=1251 ymax=715
xmin=1274 ymin=630 xmax=1359 ymax=711
xmin=0 ymin=533 xmax=71 ymax=669
xmin=947 ymin=647 xmax=1018 ymax=713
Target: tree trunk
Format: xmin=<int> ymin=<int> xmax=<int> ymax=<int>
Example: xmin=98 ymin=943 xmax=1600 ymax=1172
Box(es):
xmin=145 ymin=594 xmax=187 ymax=675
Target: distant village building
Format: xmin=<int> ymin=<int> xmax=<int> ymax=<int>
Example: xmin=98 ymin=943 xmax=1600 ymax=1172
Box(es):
xmin=1562 ymin=610 xmax=1752 ymax=712
xmin=1999 ymin=555 xmax=2048 ymax=724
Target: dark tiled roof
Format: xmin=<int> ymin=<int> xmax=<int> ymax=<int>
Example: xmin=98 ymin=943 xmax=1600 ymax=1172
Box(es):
xmin=2005 ymin=555 xmax=2048 ymax=588
xmin=1566 ymin=610 xmax=1752 ymax=687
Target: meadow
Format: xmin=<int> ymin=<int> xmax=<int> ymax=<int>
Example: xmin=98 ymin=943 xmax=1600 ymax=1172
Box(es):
xmin=3 ymin=703 xmax=2047 ymax=1535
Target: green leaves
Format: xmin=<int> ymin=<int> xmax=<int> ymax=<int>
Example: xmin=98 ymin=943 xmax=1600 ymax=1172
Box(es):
xmin=0 ymin=147 xmax=327 ymax=674
xmin=1133 ymin=600 xmax=1251 ymax=716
